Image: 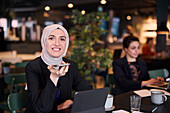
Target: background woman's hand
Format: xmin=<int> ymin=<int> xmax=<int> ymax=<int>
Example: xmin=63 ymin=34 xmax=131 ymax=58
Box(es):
xmin=142 ymin=78 xmax=162 ymax=87
xmin=147 ymin=78 xmax=162 ymax=85
xmin=57 ymin=99 xmax=73 ymax=110
xmin=48 ymin=61 xmax=69 ymax=86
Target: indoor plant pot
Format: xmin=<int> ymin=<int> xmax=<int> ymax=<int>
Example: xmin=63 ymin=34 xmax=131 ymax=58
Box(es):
xmin=2 ymin=62 xmax=11 ymax=75
xmin=3 ymin=67 xmax=10 ymax=74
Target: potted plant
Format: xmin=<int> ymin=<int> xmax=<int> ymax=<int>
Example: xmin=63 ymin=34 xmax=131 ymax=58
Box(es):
xmin=2 ymin=62 xmax=11 ymax=74
xmin=68 ymin=9 xmax=113 ymax=81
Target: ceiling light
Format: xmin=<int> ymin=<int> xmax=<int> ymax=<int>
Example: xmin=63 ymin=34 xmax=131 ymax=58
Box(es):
xmin=45 ymin=6 xmax=50 ymax=11
xmin=126 ymin=15 xmax=132 ymax=21
xmin=100 ymin=0 xmax=107 ymax=5
xmin=81 ymin=10 xmax=85 ymax=15
xmin=68 ymin=3 xmax=74 ymax=8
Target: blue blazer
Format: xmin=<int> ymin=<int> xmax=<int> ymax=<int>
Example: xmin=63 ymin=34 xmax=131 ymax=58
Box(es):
xmin=111 ymin=56 xmax=150 ymax=95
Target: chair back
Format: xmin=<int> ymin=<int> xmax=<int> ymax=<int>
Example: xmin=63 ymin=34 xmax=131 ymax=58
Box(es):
xmin=148 ymin=68 xmax=169 ymax=79
xmin=7 ymin=91 xmax=28 ymax=113
xmin=14 ymin=61 xmax=29 ymax=68
xmin=4 ymin=73 xmax=26 ymax=93
xmin=0 ymin=74 xmax=26 ymax=112
xmin=106 ymin=74 xmax=115 ymax=92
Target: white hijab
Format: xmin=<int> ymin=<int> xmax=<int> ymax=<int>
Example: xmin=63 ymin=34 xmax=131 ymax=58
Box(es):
xmin=40 ymin=24 xmax=69 ymax=65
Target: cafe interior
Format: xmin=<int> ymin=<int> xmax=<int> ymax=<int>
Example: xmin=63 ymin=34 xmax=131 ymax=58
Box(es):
xmin=0 ymin=0 xmax=170 ymax=113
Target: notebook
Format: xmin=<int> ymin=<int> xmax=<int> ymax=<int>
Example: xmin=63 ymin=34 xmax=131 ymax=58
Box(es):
xmin=146 ymin=80 xmax=170 ymax=90
xmin=70 ymin=87 xmax=109 ymax=113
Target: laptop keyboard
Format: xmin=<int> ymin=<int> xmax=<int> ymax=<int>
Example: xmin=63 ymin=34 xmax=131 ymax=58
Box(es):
xmin=158 ymin=82 xmax=168 ymax=87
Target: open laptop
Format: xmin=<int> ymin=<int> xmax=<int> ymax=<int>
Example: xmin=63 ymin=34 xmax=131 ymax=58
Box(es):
xmin=146 ymin=80 xmax=170 ymax=90
xmin=70 ymin=87 xmax=109 ymax=113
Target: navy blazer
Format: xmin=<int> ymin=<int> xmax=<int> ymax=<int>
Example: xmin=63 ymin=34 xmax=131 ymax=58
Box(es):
xmin=25 ymin=57 xmax=92 ymax=113
xmin=111 ymin=56 xmax=150 ymax=95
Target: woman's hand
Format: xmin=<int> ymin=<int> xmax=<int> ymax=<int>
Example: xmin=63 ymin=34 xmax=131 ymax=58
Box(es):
xmin=48 ymin=61 xmax=69 ymax=86
xmin=141 ymin=78 xmax=162 ymax=87
xmin=57 ymin=99 xmax=73 ymax=110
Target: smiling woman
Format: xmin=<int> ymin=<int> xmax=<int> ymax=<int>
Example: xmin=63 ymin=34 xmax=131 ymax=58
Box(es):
xmin=25 ymin=24 xmax=92 ymax=113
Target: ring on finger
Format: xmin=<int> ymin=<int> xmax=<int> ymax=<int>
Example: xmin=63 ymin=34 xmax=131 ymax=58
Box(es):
xmin=56 ymin=71 xmax=59 ymax=75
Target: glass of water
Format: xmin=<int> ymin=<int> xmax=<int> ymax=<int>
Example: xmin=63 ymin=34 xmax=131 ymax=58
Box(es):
xmin=130 ymin=95 xmax=141 ymax=113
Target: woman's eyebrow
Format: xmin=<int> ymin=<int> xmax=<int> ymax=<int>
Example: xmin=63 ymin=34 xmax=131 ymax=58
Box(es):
xmin=60 ymin=36 xmax=66 ymax=38
xmin=48 ymin=35 xmax=55 ymax=37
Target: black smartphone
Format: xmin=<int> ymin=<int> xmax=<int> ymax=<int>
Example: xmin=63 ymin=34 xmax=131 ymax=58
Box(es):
xmin=53 ymin=63 xmax=70 ymax=69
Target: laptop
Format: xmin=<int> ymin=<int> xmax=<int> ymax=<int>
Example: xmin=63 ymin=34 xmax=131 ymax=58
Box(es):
xmin=146 ymin=80 xmax=170 ymax=90
xmin=70 ymin=87 xmax=109 ymax=113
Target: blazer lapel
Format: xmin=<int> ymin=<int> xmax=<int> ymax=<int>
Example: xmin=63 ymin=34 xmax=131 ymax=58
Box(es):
xmin=123 ymin=56 xmax=133 ymax=79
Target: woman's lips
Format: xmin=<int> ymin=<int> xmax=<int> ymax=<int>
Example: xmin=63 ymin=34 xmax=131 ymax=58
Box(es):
xmin=134 ymin=54 xmax=139 ymax=56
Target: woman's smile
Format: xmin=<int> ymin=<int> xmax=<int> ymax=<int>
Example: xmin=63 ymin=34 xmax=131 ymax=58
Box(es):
xmin=52 ymin=47 xmax=61 ymax=52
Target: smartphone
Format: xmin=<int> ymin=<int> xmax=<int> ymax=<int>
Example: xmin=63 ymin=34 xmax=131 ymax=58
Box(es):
xmin=53 ymin=63 xmax=70 ymax=69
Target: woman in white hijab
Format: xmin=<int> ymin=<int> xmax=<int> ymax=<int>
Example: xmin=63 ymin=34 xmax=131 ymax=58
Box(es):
xmin=25 ymin=24 xmax=92 ymax=113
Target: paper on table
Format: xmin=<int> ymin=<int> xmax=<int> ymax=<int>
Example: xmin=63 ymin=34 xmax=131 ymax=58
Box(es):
xmin=112 ymin=110 xmax=143 ymax=113
xmin=134 ymin=89 xmax=151 ymax=97
xmin=134 ymin=89 xmax=170 ymax=97
xmin=112 ymin=109 xmax=129 ymax=113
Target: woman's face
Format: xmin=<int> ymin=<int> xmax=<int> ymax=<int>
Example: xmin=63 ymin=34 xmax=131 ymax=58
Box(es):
xmin=46 ymin=29 xmax=66 ymax=58
xmin=125 ymin=41 xmax=140 ymax=59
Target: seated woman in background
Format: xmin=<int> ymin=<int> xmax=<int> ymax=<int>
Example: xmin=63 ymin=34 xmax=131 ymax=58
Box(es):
xmin=142 ymin=38 xmax=157 ymax=56
xmin=25 ymin=24 xmax=92 ymax=113
xmin=111 ymin=36 xmax=162 ymax=95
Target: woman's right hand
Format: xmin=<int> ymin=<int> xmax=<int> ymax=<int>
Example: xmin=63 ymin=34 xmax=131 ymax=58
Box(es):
xmin=142 ymin=78 xmax=162 ymax=87
xmin=48 ymin=61 xmax=69 ymax=86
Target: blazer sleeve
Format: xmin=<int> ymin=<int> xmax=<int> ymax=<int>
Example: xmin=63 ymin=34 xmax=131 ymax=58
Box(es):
xmin=26 ymin=61 xmax=59 ymax=113
xmin=113 ymin=60 xmax=142 ymax=90
xmin=71 ymin=62 xmax=93 ymax=91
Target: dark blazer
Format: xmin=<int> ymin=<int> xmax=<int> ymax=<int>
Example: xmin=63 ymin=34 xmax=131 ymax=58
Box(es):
xmin=25 ymin=57 xmax=92 ymax=113
xmin=111 ymin=56 xmax=150 ymax=95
